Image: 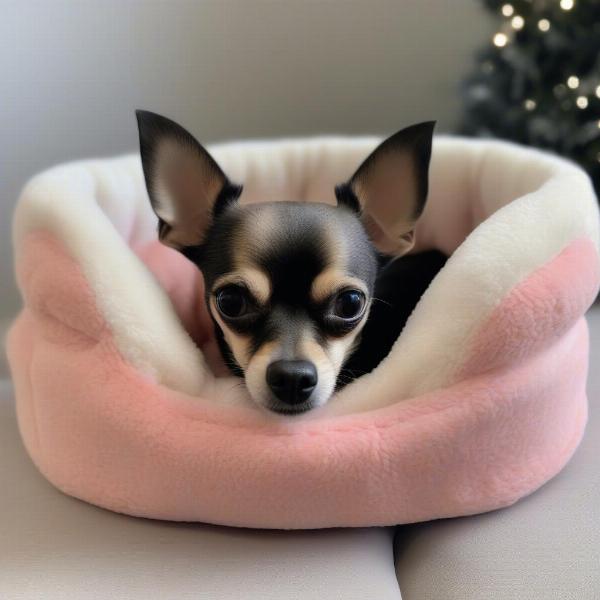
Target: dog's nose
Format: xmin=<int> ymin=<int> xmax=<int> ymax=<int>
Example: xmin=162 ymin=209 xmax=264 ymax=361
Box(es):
xmin=266 ymin=360 xmax=318 ymax=405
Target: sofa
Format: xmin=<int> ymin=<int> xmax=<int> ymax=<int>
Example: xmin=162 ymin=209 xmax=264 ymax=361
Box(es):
xmin=1 ymin=307 xmax=599 ymax=598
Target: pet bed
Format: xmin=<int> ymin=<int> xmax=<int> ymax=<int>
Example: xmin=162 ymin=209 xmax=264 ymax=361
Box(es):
xmin=7 ymin=136 xmax=600 ymax=529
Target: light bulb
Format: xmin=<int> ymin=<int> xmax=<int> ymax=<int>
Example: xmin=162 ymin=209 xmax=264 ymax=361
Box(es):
xmin=511 ymin=15 xmax=525 ymax=29
xmin=538 ymin=19 xmax=551 ymax=32
xmin=493 ymin=33 xmax=509 ymax=47
xmin=576 ymin=96 xmax=588 ymax=109
xmin=502 ymin=4 xmax=514 ymax=16
xmin=560 ymin=0 xmax=574 ymax=10
xmin=567 ymin=76 xmax=580 ymax=89
xmin=524 ymin=99 xmax=537 ymax=111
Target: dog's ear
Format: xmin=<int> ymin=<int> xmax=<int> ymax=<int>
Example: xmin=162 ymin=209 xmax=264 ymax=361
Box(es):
xmin=335 ymin=121 xmax=435 ymax=256
xmin=135 ymin=110 xmax=242 ymax=250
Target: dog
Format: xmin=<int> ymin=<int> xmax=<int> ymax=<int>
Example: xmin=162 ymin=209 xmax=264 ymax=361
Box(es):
xmin=136 ymin=111 xmax=445 ymax=414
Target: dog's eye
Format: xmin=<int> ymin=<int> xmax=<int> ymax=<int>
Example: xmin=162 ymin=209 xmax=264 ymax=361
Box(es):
xmin=216 ymin=285 xmax=249 ymax=318
xmin=333 ymin=289 xmax=366 ymax=320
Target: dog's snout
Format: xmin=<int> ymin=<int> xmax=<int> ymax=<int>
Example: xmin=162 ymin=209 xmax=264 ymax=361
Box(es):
xmin=266 ymin=360 xmax=318 ymax=405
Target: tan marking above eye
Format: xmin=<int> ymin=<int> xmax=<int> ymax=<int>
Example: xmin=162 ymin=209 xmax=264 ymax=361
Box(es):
xmin=212 ymin=268 xmax=272 ymax=305
xmin=310 ymin=268 xmax=369 ymax=305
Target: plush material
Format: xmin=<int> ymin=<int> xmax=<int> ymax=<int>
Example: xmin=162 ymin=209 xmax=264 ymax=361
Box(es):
xmin=7 ymin=137 xmax=600 ymax=529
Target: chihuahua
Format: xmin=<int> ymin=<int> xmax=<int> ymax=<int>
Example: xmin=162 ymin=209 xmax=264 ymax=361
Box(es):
xmin=136 ymin=111 xmax=445 ymax=414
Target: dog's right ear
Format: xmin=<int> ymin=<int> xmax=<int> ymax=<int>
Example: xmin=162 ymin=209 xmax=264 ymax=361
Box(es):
xmin=135 ymin=110 xmax=242 ymax=251
xmin=335 ymin=121 xmax=435 ymax=257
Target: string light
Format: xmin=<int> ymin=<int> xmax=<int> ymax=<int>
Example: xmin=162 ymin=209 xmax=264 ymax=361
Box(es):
xmin=502 ymin=3 xmax=514 ymax=16
xmin=560 ymin=0 xmax=574 ymax=9
xmin=538 ymin=19 xmax=551 ymax=32
xmin=567 ymin=76 xmax=580 ymax=89
xmin=493 ymin=32 xmax=509 ymax=47
xmin=511 ymin=15 xmax=525 ymax=29
xmin=576 ymin=96 xmax=588 ymax=109
xmin=596 ymin=85 xmax=600 ymax=98
xmin=524 ymin=99 xmax=537 ymax=110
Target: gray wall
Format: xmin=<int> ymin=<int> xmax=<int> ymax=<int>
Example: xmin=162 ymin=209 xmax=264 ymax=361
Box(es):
xmin=0 ymin=0 xmax=494 ymax=320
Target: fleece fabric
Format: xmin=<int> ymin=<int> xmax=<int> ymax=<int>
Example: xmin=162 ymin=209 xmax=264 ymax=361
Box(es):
xmin=7 ymin=136 xmax=600 ymax=528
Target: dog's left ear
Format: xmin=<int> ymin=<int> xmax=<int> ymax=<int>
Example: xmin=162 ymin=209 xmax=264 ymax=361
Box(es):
xmin=335 ymin=121 xmax=435 ymax=256
xmin=136 ymin=110 xmax=242 ymax=251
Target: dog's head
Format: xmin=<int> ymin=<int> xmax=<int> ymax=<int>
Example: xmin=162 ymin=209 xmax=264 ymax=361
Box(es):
xmin=136 ymin=111 xmax=434 ymax=413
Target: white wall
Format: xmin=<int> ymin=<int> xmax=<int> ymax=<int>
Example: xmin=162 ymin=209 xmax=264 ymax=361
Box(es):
xmin=0 ymin=0 xmax=494 ymax=319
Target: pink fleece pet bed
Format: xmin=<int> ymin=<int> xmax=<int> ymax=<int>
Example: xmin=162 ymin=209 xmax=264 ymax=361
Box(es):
xmin=7 ymin=137 xmax=600 ymax=529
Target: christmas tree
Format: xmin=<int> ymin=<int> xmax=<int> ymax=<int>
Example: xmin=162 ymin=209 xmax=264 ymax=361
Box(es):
xmin=459 ymin=0 xmax=600 ymax=196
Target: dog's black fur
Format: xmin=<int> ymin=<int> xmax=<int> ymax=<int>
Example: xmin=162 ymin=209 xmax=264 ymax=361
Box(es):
xmin=339 ymin=250 xmax=447 ymax=385
xmin=136 ymin=110 xmax=445 ymax=413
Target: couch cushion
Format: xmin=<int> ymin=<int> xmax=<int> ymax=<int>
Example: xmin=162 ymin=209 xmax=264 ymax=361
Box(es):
xmin=394 ymin=306 xmax=600 ymax=600
xmin=0 ymin=380 xmax=401 ymax=600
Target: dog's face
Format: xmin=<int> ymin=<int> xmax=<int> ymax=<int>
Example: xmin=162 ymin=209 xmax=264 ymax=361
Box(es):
xmin=198 ymin=200 xmax=378 ymax=413
xmin=136 ymin=111 xmax=434 ymax=414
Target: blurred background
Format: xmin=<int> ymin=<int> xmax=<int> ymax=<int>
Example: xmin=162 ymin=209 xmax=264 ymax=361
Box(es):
xmin=2 ymin=0 xmax=599 ymax=366
xmin=0 ymin=1 xmax=495 ymax=334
